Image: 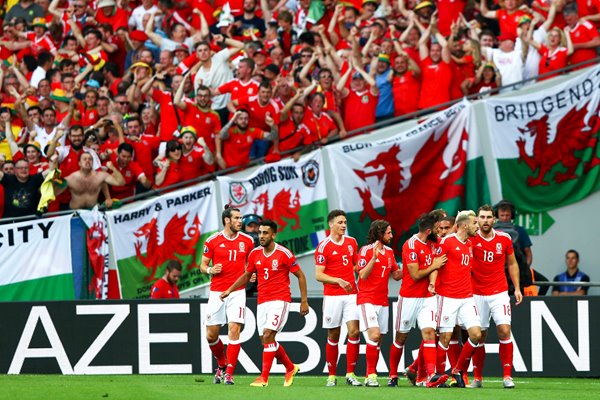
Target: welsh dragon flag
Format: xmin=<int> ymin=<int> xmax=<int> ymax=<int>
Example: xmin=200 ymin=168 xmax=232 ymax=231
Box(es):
xmin=327 ymin=101 xmax=489 ymax=253
xmin=485 ymin=66 xmax=600 ymax=213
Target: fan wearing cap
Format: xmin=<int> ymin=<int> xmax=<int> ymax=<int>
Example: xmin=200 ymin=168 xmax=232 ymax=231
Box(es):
xmin=2 ymin=113 xmax=48 ymax=174
xmin=398 ymin=0 xmax=436 ymax=28
xmin=174 ymin=83 xmax=221 ymax=155
xmin=482 ymin=30 xmax=526 ymax=90
xmin=95 ymin=0 xmax=129 ymax=30
xmin=470 ymin=62 xmax=501 ymax=95
xmin=177 ymin=125 xmax=215 ymax=182
xmin=215 ymin=108 xmax=277 ymax=170
xmin=10 ymin=17 xmax=57 ymax=57
xmin=480 ymin=0 xmax=531 ymax=37
xmin=417 ymin=20 xmax=452 ymax=110
xmin=336 ymin=58 xmax=379 ymax=133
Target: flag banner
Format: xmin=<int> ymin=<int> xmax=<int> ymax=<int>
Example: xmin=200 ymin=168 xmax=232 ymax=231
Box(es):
xmin=327 ymin=101 xmax=482 ymax=253
xmin=485 ymin=66 xmax=600 ymax=213
xmin=0 ymin=215 xmax=74 ymax=301
xmin=80 ymin=208 xmax=110 ymax=299
xmin=217 ymin=151 xmax=329 ymax=256
xmin=107 ymin=182 xmax=219 ymax=299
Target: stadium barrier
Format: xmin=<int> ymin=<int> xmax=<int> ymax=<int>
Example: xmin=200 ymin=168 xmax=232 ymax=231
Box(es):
xmin=1 ymin=296 xmax=596 ymax=377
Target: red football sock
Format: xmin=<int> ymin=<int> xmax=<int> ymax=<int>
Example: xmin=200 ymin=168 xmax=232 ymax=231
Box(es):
xmin=472 ymin=342 xmax=486 ymax=380
xmin=346 ymin=336 xmax=360 ymax=375
xmin=225 ymin=341 xmax=241 ymax=375
xmin=389 ymin=340 xmax=404 ymax=378
xmin=423 ymin=340 xmax=437 ymax=377
xmin=366 ymin=342 xmax=379 ymax=376
xmin=499 ymin=338 xmax=514 ymax=378
xmin=260 ymin=342 xmax=277 ymax=381
xmin=276 ymin=343 xmax=294 ymax=371
xmin=448 ymin=340 xmax=462 ymax=370
xmin=416 ymin=341 xmax=427 ymax=382
xmin=436 ymin=343 xmax=448 ymax=374
xmin=455 ymin=338 xmax=477 ymax=373
xmin=326 ymin=339 xmax=339 ymax=376
xmin=208 ymin=338 xmax=227 ymax=368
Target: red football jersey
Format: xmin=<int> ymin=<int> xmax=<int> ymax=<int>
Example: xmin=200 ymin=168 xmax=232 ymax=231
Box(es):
xmin=436 ymin=233 xmax=474 ymax=299
xmin=150 ymin=278 xmax=180 ymax=299
xmin=392 ymin=70 xmax=420 ymax=117
xmin=303 ymin=109 xmax=337 ymax=141
xmin=152 ymin=89 xmax=180 ymax=141
xmin=203 ymin=231 xmax=255 ymax=292
xmin=222 ymin=127 xmax=267 ymax=168
xmin=110 ymin=158 xmax=145 ymax=199
xmin=246 ymin=244 xmax=300 ymax=304
xmin=357 ymin=244 xmax=398 ymax=306
xmin=126 ymin=135 xmax=161 ymax=185
xmin=496 ymin=9 xmax=530 ymax=36
xmin=181 ymin=104 xmax=221 ymax=154
xmin=400 ymin=235 xmax=436 ymax=298
xmin=538 ymin=45 xmax=568 ymax=80
xmin=470 ymin=229 xmax=514 ymax=296
xmin=315 ymin=235 xmax=359 ymax=296
xmin=567 ymin=21 xmax=599 ymax=67
xmin=236 ymin=95 xmax=281 ymax=132
xmin=418 ymin=58 xmax=452 ymax=110
xmin=180 ymin=147 xmax=210 ymax=181
xmin=218 ymin=78 xmax=260 ymax=102
xmin=343 ymin=89 xmax=378 ymax=132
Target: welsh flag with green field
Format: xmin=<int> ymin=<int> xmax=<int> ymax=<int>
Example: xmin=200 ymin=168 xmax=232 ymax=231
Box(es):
xmin=217 ymin=151 xmax=329 ymax=256
xmin=326 ymin=101 xmax=489 ymax=253
xmin=107 ymin=181 xmax=220 ymax=299
xmin=0 ymin=215 xmax=74 ymax=301
xmin=485 ymin=66 xmax=600 ymax=213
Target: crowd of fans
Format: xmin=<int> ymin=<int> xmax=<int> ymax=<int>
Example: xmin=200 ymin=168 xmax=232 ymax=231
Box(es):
xmin=0 ymin=0 xmax=599 ymax=219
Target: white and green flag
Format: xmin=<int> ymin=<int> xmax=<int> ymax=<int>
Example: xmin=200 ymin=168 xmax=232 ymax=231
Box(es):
xmin=217 ymin=150 xmax=329 ymax=255
xmin=326 ymin=101 xmax=488 ymax=252
xmin=107 ymin=182 xmax=220 ymax=299
xmin=485 ymin=66 xmax=600 ymax=213
xmin=0 ymin=215 xmax=74 ymax=301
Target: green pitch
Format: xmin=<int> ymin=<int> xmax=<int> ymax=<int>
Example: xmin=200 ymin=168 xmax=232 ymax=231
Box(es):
xmin=1 ymin=375 xmax=598 ymax=400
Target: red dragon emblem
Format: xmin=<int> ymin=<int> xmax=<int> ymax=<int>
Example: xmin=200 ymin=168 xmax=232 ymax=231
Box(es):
xmin=355 ymin=130 xmax=467 ymax=253
xmin=87 ymin=221 xmax=107 ymax=298
xmin=517 ymin=103 xmax=600 ymax=186
xmin=133 ymin=212 xmax=202 ymax=281
xmin=253 ymin=189 xmax=301 ymax=230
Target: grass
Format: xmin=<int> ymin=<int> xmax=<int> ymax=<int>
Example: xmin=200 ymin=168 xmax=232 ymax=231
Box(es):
xmin=1 ymin=375 xmax=598 ymax=400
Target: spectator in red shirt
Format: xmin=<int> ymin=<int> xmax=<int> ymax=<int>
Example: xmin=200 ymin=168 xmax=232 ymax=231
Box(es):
xmin=389 ymin=46 xmax=421 ymax=118
xmin=95 ymin=0 xmax=129 ymax=31
xmin=417 ymin=24 xmax=452 ymax=110
xmin=563 ymin=3 xmax=600 ymax=69
xmin=179 ymin=126 xmax=215 ymax=182
xmin=155 ymin=139 xmax=183 ymax=189
xmin=337 ymin=60 xmax=379 ymax=133
xmin=480 ymin=0 xmax=531 ymax=36
xmin=216 ymin=109 xmax=277 ymax=170
xmin=150 ymin=260 xmax=182 ymax=299
xmin=470 ymin=62 xmax=502 ymax=96
xmin=111 ymin=142 xmax=152 ymax=200
xmin=529 ymin=26 xmax=573 ymax=80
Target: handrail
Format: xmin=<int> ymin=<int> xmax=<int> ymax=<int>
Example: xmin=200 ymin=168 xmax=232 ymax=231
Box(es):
xmin=1 ymin=57 xmax=598 ymax=223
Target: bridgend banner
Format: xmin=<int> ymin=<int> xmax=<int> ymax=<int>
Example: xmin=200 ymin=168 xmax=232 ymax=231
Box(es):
xmin=107 ymin=182 xmax=220 ymax=299
xmin=0 ymin=215 xmax=74 ymax=301
xmin=485 ymin=66 xmax=600 ymax=213
xmin=1 ymin=297 xmax=596 ymax=377
xmin=327 ymin=101 xmax=489 ymax=252
xmin=217 ymin=151 xmax=329 ymax=256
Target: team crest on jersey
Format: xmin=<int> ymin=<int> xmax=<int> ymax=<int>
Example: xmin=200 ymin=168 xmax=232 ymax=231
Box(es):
xmin=125 ymin=171 xmax=131 ymax=177
xmin=409 ymin=252 xmax=417 ymax=261
xmin=317 ymin=255 xmax=325 ymax=264
xmin=361 ymin=95 xmax=369 ymax=104
xmin=443 ymin=315 xmax=450 ymax=323
xmin=347 ymin=245 xmax=354 ymax=255
xmin=188 ymin=155 xmax=193 ymax=162
xmin=203 ymin=245 xmax=209 ymax=254
xmin=205 ymin=117 xmax=212 ymax=124
xmin=229 ymin=182 xmax=249 ymax=206
xmin=496 ymin=243 xmax=503 ymax=254
xmin=239 ymin=242 xmax=246 ymax=252
xmin=435 ymin=247 xmax=442 ymax=255
xmin=358 ymin=259 xmax=367 ymax=268
xmin=301 ymin=160 xmax=320 ymax=187
xmin=402 ymin=320 xmax=409 ymax=327
xmin=272 ymin=260 xmax=279 ymax=270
